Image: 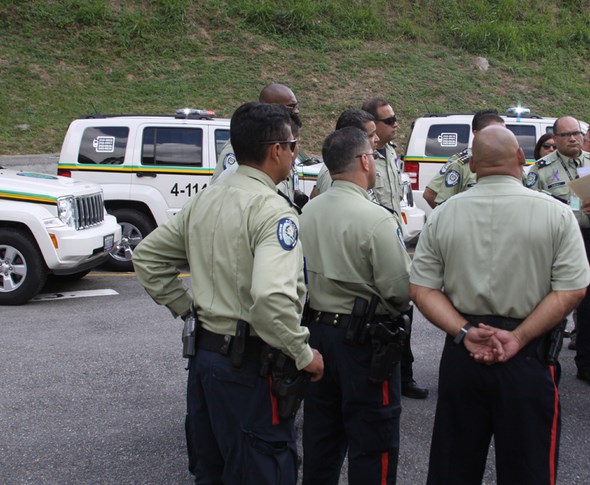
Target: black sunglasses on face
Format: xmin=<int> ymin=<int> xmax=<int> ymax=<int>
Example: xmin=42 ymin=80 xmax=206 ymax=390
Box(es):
xmin=260 ymin=139 xmax=298 ymax=152
xmin=378 ymin=115 xmax=397 ymax=126
xmin=542 ymin=143 xmax=557 ymax=149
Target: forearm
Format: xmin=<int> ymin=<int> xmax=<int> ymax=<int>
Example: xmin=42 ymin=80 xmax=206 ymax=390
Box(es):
xmin=513 ymin=289 xmax=587 ymax=345
xmin=423 ymin=187 xmax=438 ymax=209
xmin=409 ymin=284 xmax=468 ymax=336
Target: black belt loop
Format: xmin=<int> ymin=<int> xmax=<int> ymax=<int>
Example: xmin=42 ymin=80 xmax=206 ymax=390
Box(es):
xmin=197 ymin=327 xmax=264 ymax=362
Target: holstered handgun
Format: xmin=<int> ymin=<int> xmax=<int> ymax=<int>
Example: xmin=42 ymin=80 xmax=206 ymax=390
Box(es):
xmin=260 ymin=346 xmax=310 ymax=420
xmin=344 ymin=295 xmax=378 ymax=345
xmin=367 ymin=315 xmax=408 ymax=384
xmin=538 ymin=319 xmax=566 ymax=365
xmin=182 ymin=308 xmax=199 ymax=358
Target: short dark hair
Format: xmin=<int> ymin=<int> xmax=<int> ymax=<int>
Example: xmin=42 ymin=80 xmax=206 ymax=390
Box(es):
xmin=322 ymin=127 xmax=370 ymax=175
xmin=361 ymin=98 xmax=390 ymax=119
xmin=473 ymin=112 xmax=503 ymax=132
xmin=230 ymin=102 xmax=291 ymax=165
xmin=335 ymin=109 xmax=375 ymax=131
xmin=534 ymin=133 xmax=555 ymax=160
xmin=472 ymin=109 xmax=500 ymax=131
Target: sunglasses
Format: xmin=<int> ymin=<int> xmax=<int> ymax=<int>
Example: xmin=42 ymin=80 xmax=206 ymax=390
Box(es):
xmin=355 ymin=151 xmax=378 ymax=159
xmin=542 ymin=143 xmax=557 ymax=149
xmin=260 ymin=139 xmax=298 ymax=152
xmin=378 ymin=115 xmax=397 ymax=126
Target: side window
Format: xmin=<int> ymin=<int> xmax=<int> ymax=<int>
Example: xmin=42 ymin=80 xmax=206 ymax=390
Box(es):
xmin=215 ymin=129 xmax=230 ymax=160
xmin=506 ymin=124 xmax=536 ymax=160
xmin=79 ymin=127 xmax=128 ymax=164
xmin=425 ymin=124 xmax=470 ymax=157
xmin=142 ymin=127 xmax=203 ymax=166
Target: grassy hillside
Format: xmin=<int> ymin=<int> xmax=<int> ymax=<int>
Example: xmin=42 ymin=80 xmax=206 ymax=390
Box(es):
xmin=1 ymin=0 xmax=589 ymax=156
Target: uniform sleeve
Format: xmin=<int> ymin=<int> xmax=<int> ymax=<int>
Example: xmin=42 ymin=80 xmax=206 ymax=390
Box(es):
xmin=551 ymin=210 xmax=590 ymax=291
xmin=409 ymin=214 xmax=445 ymax=290
xmin=249 ymin=207 xmax=313 ymax=370
xmin=370 ymin=216 xmax=411 ymax=314
xmin=434 ymin=161 xmax=464 ymax=204
xmin=525 ymin=164 xmax=543 ymax=191
xmin=132 ymin=211 xmax=193 ymax=318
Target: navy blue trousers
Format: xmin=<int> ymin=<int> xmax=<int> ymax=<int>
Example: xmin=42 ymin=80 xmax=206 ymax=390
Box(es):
xmin=575 ymin=230 xmax=590 ymax=373
xmin=185 ymin=349 xmax=298 ymax=485
xmin=427 ymin=334 xmax=560 ymax=485
xmin=302 ymin=323 xmax=401 ymax=485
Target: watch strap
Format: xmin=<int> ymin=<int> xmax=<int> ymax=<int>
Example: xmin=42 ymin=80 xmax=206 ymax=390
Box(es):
xmin=453 ymin=322 xmax=473 ymax=345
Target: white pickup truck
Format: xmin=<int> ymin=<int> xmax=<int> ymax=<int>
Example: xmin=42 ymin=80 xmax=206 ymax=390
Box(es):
xmin=0 ymin=168 xmax=121 ymax=304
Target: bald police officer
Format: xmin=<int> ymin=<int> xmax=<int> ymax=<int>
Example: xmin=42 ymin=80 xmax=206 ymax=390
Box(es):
xmin=301 ymin=127 xmax=411 ymax=485
xmin=526 ymin=115 xmax=590 ymax=384
xmin=133 ymin=102 xmax=323 ymax=484
xmin=410 ymin=125 xmax=589 ymax=484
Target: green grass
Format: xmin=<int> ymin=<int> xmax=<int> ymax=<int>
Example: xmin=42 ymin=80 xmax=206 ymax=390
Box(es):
xmin=1 ymin=0 xmax=589 ymax=155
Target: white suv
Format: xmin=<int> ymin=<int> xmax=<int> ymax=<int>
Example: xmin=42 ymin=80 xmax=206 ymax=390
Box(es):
xmin=0 ymin=167 xmax=121 ymax=304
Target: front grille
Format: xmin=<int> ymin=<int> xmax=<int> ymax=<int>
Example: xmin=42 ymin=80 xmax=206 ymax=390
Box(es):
xmin=74 ymin=192 xmax=104 ymax=230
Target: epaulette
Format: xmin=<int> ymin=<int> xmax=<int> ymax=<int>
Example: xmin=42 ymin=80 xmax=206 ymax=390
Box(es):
xmin=277 ymin=189 xmax=302 ymax=215
xmin=454 ymin=148 xmax=471 ymax=166
xmin=536 ymin=157 xmax=555 ymax=168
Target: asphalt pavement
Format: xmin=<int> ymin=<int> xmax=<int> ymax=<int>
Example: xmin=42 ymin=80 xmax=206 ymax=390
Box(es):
xmin=1 ymin=272 xmax=589 ymax=484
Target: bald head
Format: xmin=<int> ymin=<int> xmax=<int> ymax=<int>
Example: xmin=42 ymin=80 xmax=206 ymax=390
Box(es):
xmin=470 ymin=125 xmax=524 ymax=179
xmin=259 ymin=83 xmax=298 ymax=113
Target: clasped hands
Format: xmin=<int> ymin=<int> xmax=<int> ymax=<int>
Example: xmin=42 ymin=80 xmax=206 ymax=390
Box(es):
xmin=464 ymin=323 xmax=523 ymax=364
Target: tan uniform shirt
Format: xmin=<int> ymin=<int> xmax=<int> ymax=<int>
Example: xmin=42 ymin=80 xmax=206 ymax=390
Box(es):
xmin=373 ymin=143 xmax=404 ymax=216
xmin=133 ymin=165 xmax=313 ymax=369
xmin=300 ymin=180 xmax=411 ymax=317
xmin=526 ymin=149 xmax=590 ymax=229
xmin=315 ymin=164 xmax=332 ymax=195
xmin=426 ymin=148 xmax=476 ymax=205
xmin=411 ymin=175 xmax=590 ymax=318
xmin=210 ymin=140 xmax=236 ymax=183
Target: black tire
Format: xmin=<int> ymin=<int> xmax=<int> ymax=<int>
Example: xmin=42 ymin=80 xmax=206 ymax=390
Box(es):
xmin=0 ymin=228 xmax=48 ymax=305
xmin=106 ymin=209 xmax=156 ymax=272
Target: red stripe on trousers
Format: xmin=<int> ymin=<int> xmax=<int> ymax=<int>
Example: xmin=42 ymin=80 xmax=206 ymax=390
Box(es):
xmin=381 ymin=380 xmax=390 ymax=484
xmin=269 ymin=375 xmax=280 ymax=425
xmin=549 ymin=365 xmax=559 ymax=485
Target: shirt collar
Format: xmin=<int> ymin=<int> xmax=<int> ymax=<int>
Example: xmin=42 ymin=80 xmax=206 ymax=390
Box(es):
xmin=236 ymin=164 xmax=277 ymax=191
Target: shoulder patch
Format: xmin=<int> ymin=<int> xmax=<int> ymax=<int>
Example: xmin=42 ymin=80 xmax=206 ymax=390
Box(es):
xmin=525 ymin=172 xmax=538 ymax=188
xmin=277 ymin=218 xmax=298 ymax=251
xmin=439 ymin=160 xmax=452 ymax=175
xmin=445 ymin=169 xmax=461 ymax=187
xmin=396 ymin=226 xmax=406 ymax=250
xmin=223 ymin=153 xmax=237 ymax=169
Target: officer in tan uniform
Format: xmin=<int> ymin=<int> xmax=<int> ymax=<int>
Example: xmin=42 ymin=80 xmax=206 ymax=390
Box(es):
xmin=526 ymin=115 xmax=590 ymax=384
xmin=133 ymin=102 xmax=323 ymax=484
xmin=210 ymin=83 xmax=307 ymax=206
xmin=410 ymin=125 xmax=589 ymax=484
xmin=301 ymin=127 xmax=411 ymax=485
xmin=423 ymin=110 xmax=504 ymax=209
xmin=362 ymin=97 xmax=428 ymax=398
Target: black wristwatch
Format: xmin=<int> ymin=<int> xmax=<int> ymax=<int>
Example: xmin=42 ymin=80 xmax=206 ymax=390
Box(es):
xmin=453 ymin=322 xmax=473 ymax=345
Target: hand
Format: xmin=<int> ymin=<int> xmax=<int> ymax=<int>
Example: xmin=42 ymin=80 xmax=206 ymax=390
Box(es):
xmin=464 ymin=325 xmax=504 ymax=363
xmin=303 ymin=348 xmax=324 ymax=382
xmin=478 ymin=324 xmax=523 ymax=362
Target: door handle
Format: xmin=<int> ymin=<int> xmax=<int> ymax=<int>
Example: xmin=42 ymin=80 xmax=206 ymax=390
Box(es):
xmin=136 ymin=172 xmax=157 ymax=178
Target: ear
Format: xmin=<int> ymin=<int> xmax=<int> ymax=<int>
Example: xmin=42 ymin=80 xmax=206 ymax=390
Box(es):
xmin=360 ymin=154 xmax=370 ymax=173
xmin=516 ymin=147 xmax=526 ymax=167
xmin=469 ymin=157 xmax=476 ymax=173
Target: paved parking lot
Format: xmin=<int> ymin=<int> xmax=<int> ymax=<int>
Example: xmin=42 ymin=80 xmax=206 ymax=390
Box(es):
xmin=1 ymin=271 xmax=589 ymax=484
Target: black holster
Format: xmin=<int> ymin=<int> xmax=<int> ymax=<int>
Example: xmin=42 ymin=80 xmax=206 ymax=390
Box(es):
xmin=182 ymin=309 xmax=199 ymax=358
xmin=537 ymin=319 xmax=567 ymax=365
xmin=368 ymin=315 xmax=408 ymax=384
xmin=260 ymin=346 xmax=310 ymax=420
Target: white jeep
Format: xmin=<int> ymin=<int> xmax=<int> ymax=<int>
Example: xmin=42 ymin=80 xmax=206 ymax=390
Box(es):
xmin=0 ymin=168 xmax=121 ymax=304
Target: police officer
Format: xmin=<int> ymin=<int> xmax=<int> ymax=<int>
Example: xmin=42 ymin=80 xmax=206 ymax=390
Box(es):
xmin=312 ymin=109 xmax=380 ymax=197
xmin=301 ymin=127 xmax=411 ymax=485
xmin=362 ymin=97 xmax=428 ymax=399
xmin=133 ymin=102 xmax=323 ymax=484
xmin=410 ymin=125 xmax=589 ymax=484
xmin=423 ymin=109 xmax=505 ymax=208
xmin=211 ymin=83 xmax=308 ymax=207
xmin=526 ymin=115 xmax=590 ymax=384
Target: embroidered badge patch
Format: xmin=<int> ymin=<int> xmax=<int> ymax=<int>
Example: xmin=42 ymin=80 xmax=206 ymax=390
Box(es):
xmin=223 ymin=153 xmax=236 ymax=169
xmin=525 ymin=172 xmax=538 ymax=188
xmin=396 ymin=226 xmax=406 ymax=249
xmin=548 ymin=181 xmax=566 ymax=189
xmin=277 ymin=218 xmax=298 ymax=251
xmin=439 ymin=160 xmax=452 ymax=175
xmin=444 ymin=169 xmax=460 ymax=187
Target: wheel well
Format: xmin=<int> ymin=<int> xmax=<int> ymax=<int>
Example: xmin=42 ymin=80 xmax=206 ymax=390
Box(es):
xmin=104 ymin=201 xmax=156 ymax=226
xmin=0 ymin=221 xmax=37 ymax=241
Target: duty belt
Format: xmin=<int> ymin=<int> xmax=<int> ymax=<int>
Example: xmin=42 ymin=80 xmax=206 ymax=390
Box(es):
xmin=310 ymin=310 xmax=391 ymax=328
xmin=197 ymin=326 xmax=264 ymax=362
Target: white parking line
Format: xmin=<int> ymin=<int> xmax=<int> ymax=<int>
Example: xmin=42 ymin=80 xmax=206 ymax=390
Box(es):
xmin=31 ymin=289 xmax=119 ymax=302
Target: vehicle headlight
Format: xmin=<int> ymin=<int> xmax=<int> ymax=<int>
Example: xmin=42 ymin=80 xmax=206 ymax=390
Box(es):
xmin=57 ymin=196 xmax=76 ymax=227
